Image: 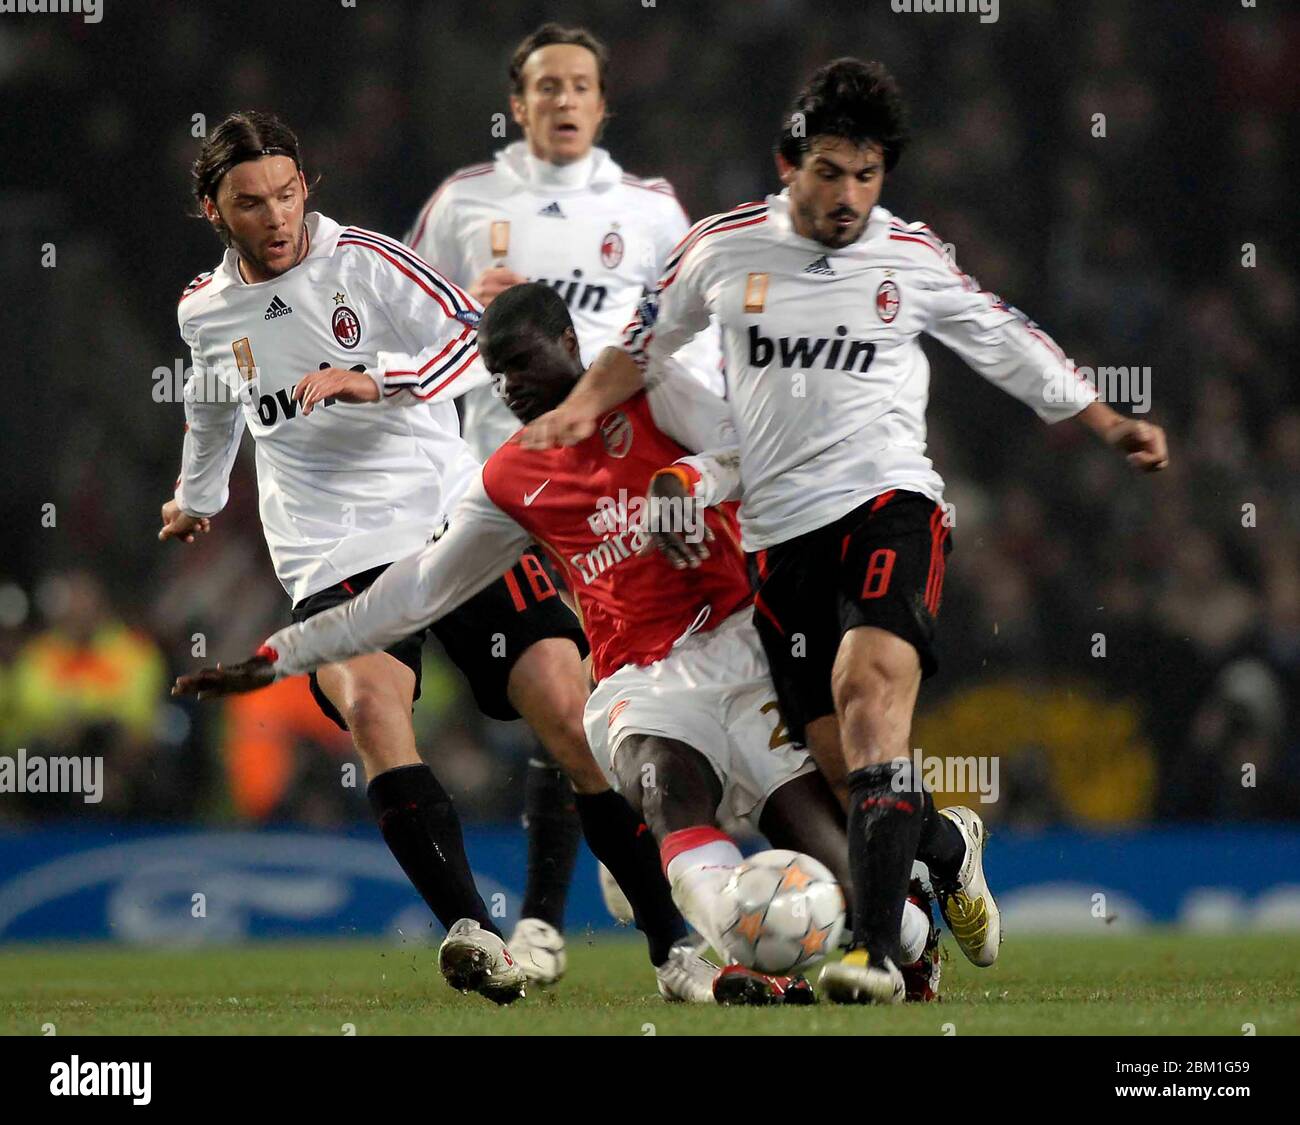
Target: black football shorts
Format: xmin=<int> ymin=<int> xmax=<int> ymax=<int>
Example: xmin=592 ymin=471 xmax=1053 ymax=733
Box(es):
xmin=292 ymin=551 xmax=588 ymax=729
xmin=746 ymin=489 xmax=952 ymax=744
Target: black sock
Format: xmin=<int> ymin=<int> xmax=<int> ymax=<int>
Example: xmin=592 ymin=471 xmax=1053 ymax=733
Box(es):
xmin=367 ymin=764 xmax=501 ymax=938
xmin=846 ymin=761 xmax=926 ymax=965
xmin=520 ymin=752 xmax=581 ymax=931
xmin=915 ymin=789 xmax=966 ymax=880
xmin=574 ymin=789 xmax=687 ymax=966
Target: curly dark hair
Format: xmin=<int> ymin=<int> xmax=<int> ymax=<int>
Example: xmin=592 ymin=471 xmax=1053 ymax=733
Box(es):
xmin=778 ymin=58 xmax=909 ymax=170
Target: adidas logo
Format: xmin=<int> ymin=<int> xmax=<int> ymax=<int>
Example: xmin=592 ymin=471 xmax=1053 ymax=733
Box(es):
xmin=803 ymin=255 xmax=835 ymax=276
xmin=264 ymin=295 xmax=293 ymax=320
xmin=538 ymin=201 xmax=565 ymax=218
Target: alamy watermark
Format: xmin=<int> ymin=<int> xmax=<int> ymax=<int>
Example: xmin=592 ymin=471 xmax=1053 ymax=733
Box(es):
xmin=0 ymin=0 xmax=102 ymax=24
xmin=890 ymin=748 xmax=999 ymax=805
xmin=593 ymin=489 xmax=706 ymax=543
xmin=891 ymin=0 xmax=999 ymax=25
xmin=564 ymin=490 xmax=706 ymax=585
xmin=1045 ymin=362 xmax=1152 ymax=414
xmin=1 ymin=748 xmax=103 ymax=804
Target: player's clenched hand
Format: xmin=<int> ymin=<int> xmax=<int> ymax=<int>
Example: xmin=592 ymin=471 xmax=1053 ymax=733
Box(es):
xmin=292 ymin=367 xmax=379 ymax=414
xmin=1106 ymin=418 xmax=1169 ymax=472
xmin=469 ymin=266 xmax=528 ymax=307
xmin=517 ymin=404 xmax=598 ymax=450
xmin=637 ymin=471 xmax=714 ymax=569
xmin=172 ymin=653 xmax=276 ymax=699
xmin=158 ymin=498 xmax=210 ymax=543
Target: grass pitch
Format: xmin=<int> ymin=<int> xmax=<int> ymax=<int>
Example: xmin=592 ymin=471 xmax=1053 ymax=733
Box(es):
xmin=1 ymin=933 xmax=1296 ymax=1036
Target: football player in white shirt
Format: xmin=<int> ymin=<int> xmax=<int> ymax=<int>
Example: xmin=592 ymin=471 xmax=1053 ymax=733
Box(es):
xmin=406 ymin=22 xmax=721 ymax=969
xmin=408 ymin=22 xmax=723 ymax=462
xmin=158 ymin=112 xmax=712 ymax=1004
xmin=521 ymin=59 xmax=1170 ymax=1004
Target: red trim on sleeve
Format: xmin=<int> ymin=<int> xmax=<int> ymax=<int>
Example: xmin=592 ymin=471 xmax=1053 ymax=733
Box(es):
xmin=337 ymin=239 xmax=455 ymax=318
xmin=178 ymin=276 xmax=214 ymax=304
xmin=408 ymin=347 xmax=481 ymax=400
xmin=409 ymin=164 xmax=493 ymax=248
xmin=382 ymin=326 xmax=471 ymax=380
xmin=660 ymin=213 xmax=767 ymax=291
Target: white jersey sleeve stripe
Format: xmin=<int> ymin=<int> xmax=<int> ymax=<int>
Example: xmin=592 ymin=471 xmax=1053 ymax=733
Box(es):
xmin=382 ymin=329 xmax=475 ymax=386
xmin=622 ymin=204 xmax=767 ymax=362
xmin=403 ymin=344 xmax=482 ymax=400
xmin=407 ymin=164 xmax=493 ymax=247
xmin=889 ymin=227 xmax=1080 ymax=374
xmin=338 ymin=237 xmax=461 ymax=320
xmin=345 ymin=227 xmax=477 ymax=310
xmin=660 ymin=202 xmax=767 ymax=281
xmin=340 ymin=229 xmax=474 ymax=317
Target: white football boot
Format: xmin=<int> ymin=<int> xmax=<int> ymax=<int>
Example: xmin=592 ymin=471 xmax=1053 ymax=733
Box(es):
xmin=438 ymin=918 xmax=527 ymax=1005
xmin=598 ymin=863 xmax=635 ymax=925
xmin=507 ymin=917 xmax=567 ymax=985
xmin=819 ymin=949 xmax=906 ymax=1005
xmin=655 ymin=942 xmax=718 ymax=1003
xmin=900 ymin=879 xmax=942 ymax=1003
xmin=934 ymin=806 xmax=1001 ymax=967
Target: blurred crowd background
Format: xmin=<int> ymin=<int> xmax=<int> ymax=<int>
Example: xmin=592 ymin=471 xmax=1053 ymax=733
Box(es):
xmin=0 ymin=0 xmax=1295 ymax=830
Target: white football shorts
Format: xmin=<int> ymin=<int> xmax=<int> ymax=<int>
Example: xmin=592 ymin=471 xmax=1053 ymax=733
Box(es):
xmin=583 ymin=609 xmax=816 ymax=827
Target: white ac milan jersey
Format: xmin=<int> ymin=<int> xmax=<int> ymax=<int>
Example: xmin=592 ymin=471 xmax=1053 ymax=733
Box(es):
xmin=173 ymin=212 xmax=492 ymax=603
xmin=407 ymin=141 xmax=723 ymax=461
xmin=627 ymin=192 xmax=1097 ymax=550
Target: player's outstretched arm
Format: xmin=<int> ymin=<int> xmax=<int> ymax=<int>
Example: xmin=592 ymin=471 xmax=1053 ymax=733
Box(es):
xmin=171 ymin=478 xmax=531 ymax=697
xmin=1072 ymin=401 xmax=1169 ymax=472
xmin=519 ymin=346 xmax=646 ymax=449
xmin=173 ymin=652 xmax=276 ymax=699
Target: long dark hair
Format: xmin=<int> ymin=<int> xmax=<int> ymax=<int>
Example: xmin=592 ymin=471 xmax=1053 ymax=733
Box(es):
xmin=190 ymin=110 xmax=309 ymax=216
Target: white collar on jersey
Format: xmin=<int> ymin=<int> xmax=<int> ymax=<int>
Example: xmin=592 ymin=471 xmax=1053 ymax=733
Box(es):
xmin=765 ymin=190 xmax=895 ymax=253
xmin=221 ymin=212 xmax=343 ymax=287
xmin=495 ymin=140 xmax=623 ymax=193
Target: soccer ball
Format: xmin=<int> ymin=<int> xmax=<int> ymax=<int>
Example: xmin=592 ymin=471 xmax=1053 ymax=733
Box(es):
xmin=718 ymin=850 xmax=846 ymax=975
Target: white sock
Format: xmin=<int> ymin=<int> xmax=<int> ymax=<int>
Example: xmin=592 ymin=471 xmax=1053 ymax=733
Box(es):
xmin=900 ymin=898 xmax=930 ymax=964
xmin=660 ymin=827 xmax=743 ymax=956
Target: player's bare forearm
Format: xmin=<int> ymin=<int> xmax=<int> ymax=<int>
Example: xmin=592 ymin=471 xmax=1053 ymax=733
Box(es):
xmin=519 ymin=347 xmax=645 ymax=449
xmin=1072 ymin=402 xmax=1169 ymax=472
xmin=575 ymin=346 xmax=646 ymax=410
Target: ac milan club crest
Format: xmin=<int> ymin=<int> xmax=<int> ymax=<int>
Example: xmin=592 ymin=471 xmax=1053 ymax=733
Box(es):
xmin=332 ymin=305 xmax=361 ymax=349
xmin=599 ymin=411 xmax=632 ymax=458
xmin=875 ymin=279 xmax=900 ymax=323
xmin=600 ymin=230 xmax=624 ymax=269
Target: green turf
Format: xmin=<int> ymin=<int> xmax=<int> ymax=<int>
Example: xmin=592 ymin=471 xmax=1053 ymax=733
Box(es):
xmin=1 ymin=933 xmax=1296 ymax=1035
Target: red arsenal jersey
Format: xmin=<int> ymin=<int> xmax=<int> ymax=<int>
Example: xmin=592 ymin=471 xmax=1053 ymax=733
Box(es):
xmin=481 ymin=391 xmax=752 ymax=681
